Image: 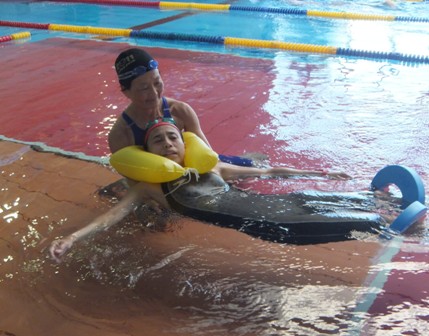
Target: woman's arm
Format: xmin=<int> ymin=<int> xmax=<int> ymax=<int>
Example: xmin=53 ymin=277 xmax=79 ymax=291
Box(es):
xmin=214 ymin=162 xmax=352 ymax=181
xmin=108 ymin=118 xmax=135 ymax=154
xmin=169 ymin=98 xmax=212 ymax=148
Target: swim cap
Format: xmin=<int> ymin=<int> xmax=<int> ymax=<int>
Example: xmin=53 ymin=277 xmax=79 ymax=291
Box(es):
xmin=144 ymin=118 xmax=180 ymax=146
xmin=115 ymin=48 xmax=159 ymax=89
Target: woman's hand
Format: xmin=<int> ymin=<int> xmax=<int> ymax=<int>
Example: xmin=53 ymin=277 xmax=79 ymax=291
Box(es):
xmin=49 ymin=235 xmax=76 ymax=263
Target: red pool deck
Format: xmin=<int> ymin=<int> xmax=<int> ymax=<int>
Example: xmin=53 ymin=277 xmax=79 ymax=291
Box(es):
xmin=1 ymin=37 xmax=428 ymax=335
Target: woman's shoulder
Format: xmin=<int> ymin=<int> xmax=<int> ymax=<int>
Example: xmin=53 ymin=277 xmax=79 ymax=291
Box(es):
xmin=109 ymin=116 xmax=130 ymax=138
xmin=108 ymin=118 xmax=135 ymax=153
xmin=165 ymin=97 xmax=193 ymax=114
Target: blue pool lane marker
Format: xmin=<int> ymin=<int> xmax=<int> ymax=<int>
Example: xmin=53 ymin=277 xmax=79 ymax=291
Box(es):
xmin=371 ymin=165 xmax=427 ymax=237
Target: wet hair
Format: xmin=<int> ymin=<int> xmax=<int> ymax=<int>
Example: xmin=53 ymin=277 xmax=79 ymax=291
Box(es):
xmin=115 ymin=48 xmax=158 ymax=90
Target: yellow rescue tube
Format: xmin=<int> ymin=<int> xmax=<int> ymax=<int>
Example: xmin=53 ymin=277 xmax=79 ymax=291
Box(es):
xmin=109 ymin=132 xmax=218 ymax=183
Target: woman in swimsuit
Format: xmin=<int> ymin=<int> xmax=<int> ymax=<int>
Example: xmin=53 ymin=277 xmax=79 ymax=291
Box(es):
xmin=49 ymin=119 xmax=354 ymax=262
xmin=108 ymin=48 xmax=210 ymax=154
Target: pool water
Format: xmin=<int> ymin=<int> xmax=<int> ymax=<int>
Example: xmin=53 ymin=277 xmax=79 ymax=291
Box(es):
xmin=1 ymin=0 xmax=429 ymax=54
xmin=1 ymin=1 xmax=429 ymax=335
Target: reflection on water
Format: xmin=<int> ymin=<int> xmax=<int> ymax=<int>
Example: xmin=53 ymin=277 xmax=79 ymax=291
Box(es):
xmin=4 ymin=212 xmax=428 ymax=335
xmin=262 ymin=55 xmax=429 ymax=177
xmin=1 ymin=216 xmax=428 ymax=336
xmin=1 ymin=163 xmax=428 ymax=335
xmin=1 ymin=1 xmax=429 ymax=334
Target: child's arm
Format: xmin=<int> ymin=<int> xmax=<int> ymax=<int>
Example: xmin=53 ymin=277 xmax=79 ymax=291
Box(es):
xmin=214 ymin=162 xmax=352 ymax=181
xmin=48 ymin=182 xmax=167 ymax=263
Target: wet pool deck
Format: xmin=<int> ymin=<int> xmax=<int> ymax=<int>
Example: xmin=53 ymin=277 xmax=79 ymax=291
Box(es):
xmin=1 ymin=36 xmax=428 ymax=335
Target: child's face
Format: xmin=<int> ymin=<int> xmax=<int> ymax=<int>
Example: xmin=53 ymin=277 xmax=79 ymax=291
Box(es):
xmin=146 ymin=125 xmax=185 ymax=165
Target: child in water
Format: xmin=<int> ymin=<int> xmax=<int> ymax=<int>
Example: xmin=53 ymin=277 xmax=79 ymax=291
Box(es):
xmin=49 ymin=119 xmax=352 ymax=262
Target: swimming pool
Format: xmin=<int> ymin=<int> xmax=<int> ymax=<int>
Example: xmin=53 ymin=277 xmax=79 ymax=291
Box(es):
xmin=1 ymin=1 xmax=429 ymax=335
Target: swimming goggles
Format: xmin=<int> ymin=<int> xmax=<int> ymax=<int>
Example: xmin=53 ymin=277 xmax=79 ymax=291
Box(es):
xmin=144 ymin=117 xmax=177 ymax=130
xmin=118 ymin=59 xmax=158 ymax=81
xmin=143 ymin=117 xmax=178 ymax=144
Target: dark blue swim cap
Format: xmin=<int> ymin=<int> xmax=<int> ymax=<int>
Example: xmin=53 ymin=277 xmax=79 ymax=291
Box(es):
xmin=115 ymin=48 xmax=158 ymax=90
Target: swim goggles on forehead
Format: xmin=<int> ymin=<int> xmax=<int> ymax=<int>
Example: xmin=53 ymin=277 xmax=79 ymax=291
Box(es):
xmin=118 ymin=59 xmax=158 ymax=81
xmin=144 ymin=117 xmax=176 ymax=130
xmin=143 ymin=117 xmax=178 ymax=145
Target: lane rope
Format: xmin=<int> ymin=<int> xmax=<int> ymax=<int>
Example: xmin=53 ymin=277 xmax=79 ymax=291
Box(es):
xmin=1 ymin=20 xmax=428 ymax=64
xmin=0 ymin=31 xmax=31 ymax=43
xmin=46 ymin=0 xmax=429 ymax=23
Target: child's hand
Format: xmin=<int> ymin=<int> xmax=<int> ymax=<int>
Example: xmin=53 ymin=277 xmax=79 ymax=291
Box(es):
xmin=49 ymin=236 xmax=75 ymax=263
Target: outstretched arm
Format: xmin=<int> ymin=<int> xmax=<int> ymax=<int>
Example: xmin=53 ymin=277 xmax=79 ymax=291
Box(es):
xmin=48 ymin=182 xmax=164 ymax=263
xmin=214 ymin=162 xmax=352 ymax=181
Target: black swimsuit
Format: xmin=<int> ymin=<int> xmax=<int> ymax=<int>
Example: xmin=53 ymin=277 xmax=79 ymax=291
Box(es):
xmin=122 ymin=97 xmax=172 ymax=145
xmin=161 ymin=173 xmax=384 ymax=245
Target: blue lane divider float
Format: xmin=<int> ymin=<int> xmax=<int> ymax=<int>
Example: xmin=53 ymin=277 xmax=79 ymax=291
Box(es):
xmin=230 ymin=5 xmax=429 ymax=23
xmin=130 ymin=30 xmax=225 ymax=44
xmin=229 ymin=6 xmax=306 ymax=16
xmin=130 ymin=30 xmax=429 ymax=64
